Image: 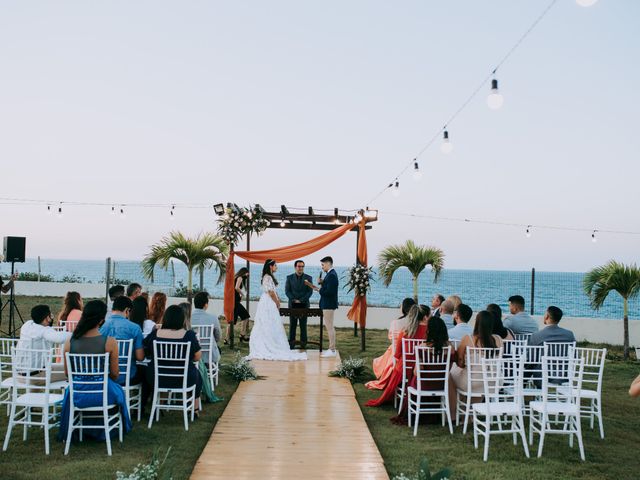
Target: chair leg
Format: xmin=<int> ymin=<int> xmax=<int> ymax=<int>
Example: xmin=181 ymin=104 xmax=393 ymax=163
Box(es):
xmin=473 ymin=412 xmax=479 ymax=449
xmin=463 ymin=396 xmax=471 ymax=434
xmin=596 ymin=399 xmax=604 ymax=439
xmin=118 ymin=411 xmax=124 ymax=443
xmin=3 ymin=403 xmax=16 ymax=451
xmin=537 ymin=413 xmax=547 ymax=458
xmin=148 ymin=391 xmax=158 ymax=429
xmin=43 ymin=408 xmax=50 ymax=455
xmin=104 ymin=408 xmax=112 ymax=456
xmin=413 ymin=408 xmax=420 ymax=437
xmin=483 ymin=416 xmax=491 ymax=462
xmin=518 ymin=414 xmax=530 ymax=458
xmin=183 ymin=403 xmax=189 ymax=432
xmin=575 ymin=414 xmax=585 ymax=461
xmin=64 ymin=411 xmax=74 ymax=455
xmin=445 ymin=400 xmax=453 ymax=435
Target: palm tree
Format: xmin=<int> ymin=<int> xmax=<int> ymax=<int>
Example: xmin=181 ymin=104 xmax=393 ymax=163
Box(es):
xmin=142 ymin=231 xmax=229 ymax=302
xmin=584 ymin=260 xmax=640 ymax=360
xmin=378 ymin=240 xmax=445 ymax=303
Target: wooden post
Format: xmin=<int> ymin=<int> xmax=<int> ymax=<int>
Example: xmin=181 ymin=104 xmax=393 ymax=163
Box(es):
xmin=246 ymin=234 xmax=251 ymax=320
xmin=229 ymin=244 xmax=235 ymax=350
xmin=354 ymin=228 xmax=359 ymax=338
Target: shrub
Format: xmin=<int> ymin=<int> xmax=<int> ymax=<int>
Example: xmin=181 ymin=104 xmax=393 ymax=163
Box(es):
xmin=116 ymin=447 xmax=173 ymax=480
xmin=328 ymin=357 xmax=368 ymax=383
xmin=59 ymin=274 xmax=87 ymax=284
xmin=16 ymin=272 xmax=54 ymax=282
xmin=173 ymin=280 xmax=204 ymax=298
xmin=223 ymin=353 xmax=259 ymax=381
xmin=391 ymin=457 xmax=451 ymax=480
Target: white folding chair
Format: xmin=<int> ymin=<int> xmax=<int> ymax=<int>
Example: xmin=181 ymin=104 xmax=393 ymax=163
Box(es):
xmin=407 ymin=345 xmax=453 ymax=435
xmin=2 ymin=348 xmax=64 ymax=455
xmin=544 ymin=341 xmax=576 ymax=358
xmin=64 ymin=352 xmax=124 ymax=456
xmin=147 ymin=341 xmax=196 ymax=431
xmin=558 ymin=347 xmax=607 ymax=439
xmin=0 ymin=338 xmax=18 ymax=415
xmin=116 ymin=339 xmax=143 ymax=421
xmin=390 ymin=330 xmax=400 ymax=367
xmin=456 ymin=346 xmax=502 ymax=434
xmin=450 ymin=339 xmax=461 ymax=352
xmin=394 ymin=338 xmax=425 ymax=413
xmin=472 ymin=356 xmax=529 ymax=462
xmin=529 ymin=356 xmax=585 ymax=461
xmin=192 ymin=324 xmax=218 ymax=389
xmin=514 ymin=333 xmax=532 ymax=343
xmin=517 ymin=345 xmax=546 ymax=414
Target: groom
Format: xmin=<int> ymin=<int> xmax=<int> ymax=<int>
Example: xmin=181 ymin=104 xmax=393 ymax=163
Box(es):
xmin=317 ymin=256 xmax=339 ymax=357
xmin=285 ymin=260 xmax=313 ymax=349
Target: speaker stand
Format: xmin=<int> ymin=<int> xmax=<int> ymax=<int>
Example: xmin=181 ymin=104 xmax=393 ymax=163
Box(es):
xmin=0 ymin=261 xmax=23 ymax=337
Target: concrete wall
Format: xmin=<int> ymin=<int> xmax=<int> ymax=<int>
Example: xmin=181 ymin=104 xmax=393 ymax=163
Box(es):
xmin=13 ymin=281 xmax=639 ymax=346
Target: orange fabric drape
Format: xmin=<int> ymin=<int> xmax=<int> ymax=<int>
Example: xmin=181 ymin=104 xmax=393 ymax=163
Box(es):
xmin=346 ymin=219 xmax=368 ymax=328
xmin=223 ymin=222 xmax=356 ymax=323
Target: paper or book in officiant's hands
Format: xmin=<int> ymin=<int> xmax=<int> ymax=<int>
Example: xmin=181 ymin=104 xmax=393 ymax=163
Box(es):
xmin=304 ymin=279 xmax=319 ymax=291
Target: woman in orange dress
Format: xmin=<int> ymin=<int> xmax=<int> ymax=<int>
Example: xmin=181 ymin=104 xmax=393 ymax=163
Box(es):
xmin=59 ymin=291 xmax=83 ymax=332
xmin=365 ymin=304 xmax=428 ymax=407
xmin=366 ymin=298 xmax=416 ymax=390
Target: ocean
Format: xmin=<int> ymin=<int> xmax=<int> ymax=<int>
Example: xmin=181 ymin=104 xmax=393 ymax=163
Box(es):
xmin=1 ymin=258 xmax=638 ymax=320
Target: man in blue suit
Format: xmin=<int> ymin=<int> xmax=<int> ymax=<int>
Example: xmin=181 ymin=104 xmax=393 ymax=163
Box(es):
xmin=316 ymin=256 xmax=339 ymax=357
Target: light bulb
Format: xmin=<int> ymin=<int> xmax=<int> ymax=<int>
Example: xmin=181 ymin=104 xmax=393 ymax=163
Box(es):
xmin=47 ymin=205 xmax=51 ymax=214
xmin=392 ymin=180 xmax=400 ymax=197
xmin=576 ymin=0 xmax=597 ymax=7
xmin=487 ymin=78 xmax=504 ymax=110
xmin=120 ymin=207 xmax=125 ymax=219
xmin=170 ymin=205 xmax=175 ymax=220
xmin=412 ymin=160 xmax=422 ymax=181
xmin=57 ymin=205 xmax=63 ymax=218
xmin=526 ymin=226 xmax=531 ymax=238
xmin=441 ymin=130 xmax=453 ymax=154
xmin=591 ymin=230 xmax=597 ymax=243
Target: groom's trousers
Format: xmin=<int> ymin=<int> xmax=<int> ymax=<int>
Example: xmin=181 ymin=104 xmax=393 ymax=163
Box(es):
xmin=322 ymin=309 xmax=336 ymax=351
xmin=289 ymin=303 xmax=308 ymax=349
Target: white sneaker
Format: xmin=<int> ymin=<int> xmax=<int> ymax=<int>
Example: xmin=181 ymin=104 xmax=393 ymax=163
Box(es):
xmin=321 ymin=349 xmax=337 ymax=358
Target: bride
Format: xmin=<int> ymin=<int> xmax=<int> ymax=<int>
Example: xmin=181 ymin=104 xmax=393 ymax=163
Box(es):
xmin=247 ymin=259 xmax=307 ymax=361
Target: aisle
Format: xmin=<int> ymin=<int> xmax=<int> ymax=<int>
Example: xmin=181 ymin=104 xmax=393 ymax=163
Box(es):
xmin=190 ymin=351 xmax=388 ymax=480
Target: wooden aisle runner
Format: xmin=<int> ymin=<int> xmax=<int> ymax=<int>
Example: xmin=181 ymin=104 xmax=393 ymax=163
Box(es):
xmin=190 ymin=351 xmax=388 ymax=480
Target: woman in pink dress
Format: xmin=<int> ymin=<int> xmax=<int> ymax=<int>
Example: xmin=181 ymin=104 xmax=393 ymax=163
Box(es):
xmin=366 ymin=298 xmax=416 ymax=390
xmin=58 ymin=291 xmax=83 ymax=332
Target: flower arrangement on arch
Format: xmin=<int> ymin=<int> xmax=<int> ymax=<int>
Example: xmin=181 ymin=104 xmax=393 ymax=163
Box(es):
xmin=216 ymin=205 xmax=271 ymax=246
xmin=344 ymin=264 xmax=375 ymax=297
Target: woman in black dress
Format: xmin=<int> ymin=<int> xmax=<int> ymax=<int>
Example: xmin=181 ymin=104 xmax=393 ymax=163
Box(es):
xmin=226 ymin=267 xmax=251 ymax=343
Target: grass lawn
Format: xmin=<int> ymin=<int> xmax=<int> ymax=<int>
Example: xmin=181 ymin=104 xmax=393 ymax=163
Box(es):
xmin=2 ymin=297 xmax=640 ymax=479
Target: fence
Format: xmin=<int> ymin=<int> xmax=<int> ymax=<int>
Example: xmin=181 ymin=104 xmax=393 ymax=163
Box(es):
xmin=0 ymin=258 xmax=638 ymax=320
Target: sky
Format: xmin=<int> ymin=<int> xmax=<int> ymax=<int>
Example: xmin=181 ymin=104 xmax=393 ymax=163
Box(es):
xmin=0 ymin=0 xmax=638 ymax=272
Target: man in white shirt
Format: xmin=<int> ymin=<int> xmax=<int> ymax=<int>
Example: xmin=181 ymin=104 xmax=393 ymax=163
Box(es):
xmin=448 ymin=303 xmax=474 ymax=342
xmin=17 ymin=304 xmax=71 ymax=382
xmin=191 ymin=291 xmax=222 ymax=364
xmin=438 ymin=300 xmax=455 ymax=329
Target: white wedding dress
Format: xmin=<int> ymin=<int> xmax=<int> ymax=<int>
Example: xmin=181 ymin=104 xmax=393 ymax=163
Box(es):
xmin=247 ymin=275 xmax=307 ymax=361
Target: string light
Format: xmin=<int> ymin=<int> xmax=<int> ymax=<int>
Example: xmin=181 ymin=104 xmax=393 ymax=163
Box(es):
xmin=591 ymin=230 xmax=597 ymax=243
xmin=111 ymin=205 xmax=116 ymax=215
xmin=170 ymin=205 xmax=175 ymax=219
xmin=392 ymin=180 xmax=400 ymax=198
xmin=57 ymin=203 xmax=63 ymax=218
xmin=280 ymin=213 xmax=286 ymax=227
xmin=47 ymin=204 xmax=51 ymax=214
xmin=487 ymin=77 xmax=504 ymax=110
xmin=412 ymin=160 xmax=422 ymax=181
xmin=576 ymin=0 xmax=597 ymax=7
xmin=440 ymin=130 xmax=453 ymax=154
xmin=119 ymin=206 xmax=125 ymax=219
xmin=526 ymin=225 xmax=532 ymax=238
xmin=334 ymin=207 xmax=340 ymax=224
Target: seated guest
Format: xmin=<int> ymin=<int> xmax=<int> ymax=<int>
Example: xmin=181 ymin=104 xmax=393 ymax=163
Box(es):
xmin=149 ymin=292 xmax=167 ymax=326
xmin=365 ymin=305 xmax=429 ymax=407
xmin=58 ymin=291 xmax=83 ymax=332
xmin=17 ymin=304 xmax=71 ymax=382
xmin=486 ymin=303 xmax=514 ymax=340
xmin=144 ymin=305 xmax=203 ymax=410
xmin=439 ymin=300 xmax=455 ymax=329
xmin=366 ymin=298 xmax=416 ymax=390
xmin=630 ymin=375 xmax=640 ymax=398
xmin=503 ymin=295 xmax=539 ymax=335
xmin=129 ymin=296 xmax=156 ymax=338
xmin=179 ymin=302 xmax=192 ymax=330
xmin=448 ymin=303 xmax=474 ymax=342
xmin=191 ymin=292 xmax=222 ymax=365
xmin=450 ymin=311 xmax=503 ymax=394
xmin=431 ymin=294 xmax=445 ymax=318
xmin=106 ymin=284 xmax=125 ymax=321
xmin=127 ymin=283 xmax=143 ymax=300
xmin=528 ymin=306 xmax=575 ymax=346
xmin=99 ymin=296 xmax=144 ymax=384
xmin=58 ymin=300 xmax=132 ymax=442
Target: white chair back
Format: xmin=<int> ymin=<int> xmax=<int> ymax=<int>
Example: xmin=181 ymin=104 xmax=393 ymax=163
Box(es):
xmin=400 ymin=338 xmax=425 ymax=382
xmin=574 ymin=347 xmax=606 ymax=394
xmin=11 ymin=347 xmax=55 ymax=392
xmin=0 ymin=338 xmax=18 ymax=385
xmin=65 ymin=352 xmax=111 ymax=409
xmin=414 ymin=345 xmax=452 ymax=392
xmin=541 ymin=356 xmax=583 ymax=405
xmin=465 ymin=346 xmax=502 ymax=393
xmin=521 ymin=345 xmax=545 ymax=387
xmin=116 ymin=339 xmax=134 ymax=384
xmin=192 ymin=325 xmax=213 ymax=362
xmin=514 ymin=333 xmax=532 ymax=343
xmin=153 ymin=341 xmax=192 ymax=391
xmin=544 ymin=341 xmax=576 ymax=358
xmin=481 ymin=356 xmax=524 ymax=409
xmin=450 ymin=339 xmax=461 ymax=351
xmin=502 ymin=339 xmax=527 ymax=357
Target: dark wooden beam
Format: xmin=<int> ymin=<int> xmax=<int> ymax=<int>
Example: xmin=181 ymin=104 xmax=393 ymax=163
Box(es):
xmin=266 ymin=223 xmax=372 ymax=231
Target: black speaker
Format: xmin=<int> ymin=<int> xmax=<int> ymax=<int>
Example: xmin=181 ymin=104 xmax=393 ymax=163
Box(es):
xmin=3 ymin=237 xmax=26 ymax=263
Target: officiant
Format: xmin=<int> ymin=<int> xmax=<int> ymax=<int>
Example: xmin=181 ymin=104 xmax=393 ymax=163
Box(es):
xmin=285 ymin=260 xmax=313 ymax=349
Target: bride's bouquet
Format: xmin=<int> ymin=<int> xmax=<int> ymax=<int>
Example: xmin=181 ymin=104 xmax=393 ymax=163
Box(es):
xmin=344 ymin=264 xmax=374 ymax=297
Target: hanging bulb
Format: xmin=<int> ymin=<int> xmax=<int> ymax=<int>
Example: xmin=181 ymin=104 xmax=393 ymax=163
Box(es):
xmin=47 ymin=204 xmax=51 ymax=214
xmin=280 ymin=214 xmax=286 ymax=227
xmin=110 ymin=205 xmax=116 ymax=215
xmin=120 ymin=206 xmax=125 ymax=219
xmin=526 ymin=225 xmax=532 ymax=238
xmin=412 ymin=160 xmax=422 ymax=181
xmin=440 ymin=130 xmax=453 ymax=154
xmin=591 ymin=230 xmax=597 ymax=243
xmin=170 ymin=205 xmax=175 ymax=220
xmin=576 ymin=0 xmax=598 ymax=7
xmin=334 ymin=207 xmax=340 ymax=224
xmin=57 ymin=204 xmax=63 ymax=218
xmin=487 ymin=78 xmax=504 ymax=110
xmin=392 ymin=180 xmax=401 ymax=197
